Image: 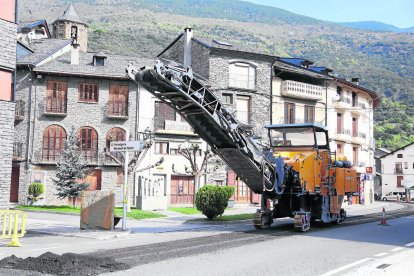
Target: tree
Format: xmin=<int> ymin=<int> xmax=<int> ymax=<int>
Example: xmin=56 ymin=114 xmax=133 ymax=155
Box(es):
xmin=172 ymin=143 xmax=213 ymax=205
xmin=53 ymin=127 xmax=89 ymax=208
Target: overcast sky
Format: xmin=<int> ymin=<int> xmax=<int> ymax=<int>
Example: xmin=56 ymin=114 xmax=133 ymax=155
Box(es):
xmin=246 ymin=0 xmax=414 ymax=28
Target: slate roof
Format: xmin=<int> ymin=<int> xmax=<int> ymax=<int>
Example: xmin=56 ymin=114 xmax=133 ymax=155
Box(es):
xmin=16 ymin=41 xmax=34 ymax=60
xmin=18 ymin=20 xmax=50 ymax=35
xmin=33 ymin=51 xmax=154 ymax=80
xmin=54 ymin=3 xmax=87 ymax=26
xmin=17 ymin=39 xmax=72 ymax=66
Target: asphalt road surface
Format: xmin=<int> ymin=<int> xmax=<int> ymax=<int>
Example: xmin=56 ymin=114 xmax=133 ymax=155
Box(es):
xmin=96 ymin=207 xmax=414 ymax=276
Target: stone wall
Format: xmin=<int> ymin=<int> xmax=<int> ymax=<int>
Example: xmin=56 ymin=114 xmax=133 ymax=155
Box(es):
xmin=14 ymin=74 xmax=138 ymax=206
xmin=0 ymin=19 xmax=16 ymax=69
xmin=0 ymin=101 xmax=15 ymax=208
xmin=52 ymin=21 xmax=88 ymax=52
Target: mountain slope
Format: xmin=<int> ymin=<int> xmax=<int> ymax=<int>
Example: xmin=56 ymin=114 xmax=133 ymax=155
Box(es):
xmin=337 ymin=21 xmax=414 ymax=33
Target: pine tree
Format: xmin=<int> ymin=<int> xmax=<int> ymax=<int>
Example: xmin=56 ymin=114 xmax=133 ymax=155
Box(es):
xmin=54 ymin=127 xmax=89 ymax=207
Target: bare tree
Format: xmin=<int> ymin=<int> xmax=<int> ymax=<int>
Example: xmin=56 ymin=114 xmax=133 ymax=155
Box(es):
xmin=172 ymin=143 xmax=213 ymax=204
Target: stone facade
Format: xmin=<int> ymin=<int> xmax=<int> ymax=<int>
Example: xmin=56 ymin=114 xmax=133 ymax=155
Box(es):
xmin=52 ymin=21 xmax=88 ymax=52
xmin=13 ymin=73 xmax=138 ymax=206
xmin=0 ymin=102 xmax=15 ymax=208
xmin=0 ymin=19 xmax=16 ymax=70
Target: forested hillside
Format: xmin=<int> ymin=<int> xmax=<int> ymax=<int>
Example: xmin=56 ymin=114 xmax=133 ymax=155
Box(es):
xmin=20 ymin=0 xmax=414 ymax=150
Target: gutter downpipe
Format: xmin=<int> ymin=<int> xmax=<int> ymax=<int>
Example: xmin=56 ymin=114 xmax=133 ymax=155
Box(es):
xmin=24 ymin=66 xmax=33 ymax=170
xmin=270 ymin=59 xmax=277 ymax=124
xmin=13 ymin=0 xmax=19 ymax=102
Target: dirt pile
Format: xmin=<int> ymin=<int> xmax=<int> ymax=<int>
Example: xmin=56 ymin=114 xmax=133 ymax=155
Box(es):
xmin=0 ymin=252 xmax=130 ymax=275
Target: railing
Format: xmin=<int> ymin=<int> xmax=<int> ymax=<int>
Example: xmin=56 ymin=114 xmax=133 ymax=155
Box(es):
xmin=103 ymin=152 xmax=123 ymax=166
xmin=352 ymin=131 xmax=366 ymax=138
xmin=282 ymin=80 xmax=323 ymax=100
xmin=278 ymin=117 xmax=314 ymax=124
xmin=14 ymin=100 xmax=25 ymax=120
xmin=45 ymin=97 xmax=67 ymax=114
xmin=395 ymin=168 xmax=403 ymax=174
xmin=34 ymin=150 xmax=98 ymax=164
xmin=336 ymin=128 xmax=351 ymax=135
xmin=107 ymin=101 xmax=128 ymax=118
xmin=13 ymin=142 xmax=23 ymax=160
xmin=81 ymin=151 xmax=99 ymax=164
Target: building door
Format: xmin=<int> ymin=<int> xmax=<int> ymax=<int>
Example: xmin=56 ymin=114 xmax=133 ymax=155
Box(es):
xmin=397 ymin=176 xmax=404 ymax=188
xmin=227 ymin=170 xmax=251 ymax=204
xmin=236 ymin=96 xmax=250 ymax=124
xmin=170 ymin=175 xmax=194 ymax=205
xmin=85 ymin=169 xmax=102 ymax=191
xmin=337 ymin=113 xmax=342 ymax=133
xmin=10 ymin=166 xmax=20 ymax=203
xmin=352 ymin=117 xmax=358 ymax=137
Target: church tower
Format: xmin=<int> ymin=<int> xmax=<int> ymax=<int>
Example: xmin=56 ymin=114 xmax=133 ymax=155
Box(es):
xmin=52 ymin=3 xmax=88 ymax=52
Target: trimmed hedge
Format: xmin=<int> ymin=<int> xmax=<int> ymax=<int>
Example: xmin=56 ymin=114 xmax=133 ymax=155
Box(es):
xmin=195 ymin=185 xmax=235 ymax=220
xmin=28 ymin=182 xmax=44 ymax=200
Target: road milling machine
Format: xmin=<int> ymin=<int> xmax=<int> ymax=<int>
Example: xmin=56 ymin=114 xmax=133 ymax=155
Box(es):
xmin=126 ymin=60 xmax=358 ymax=231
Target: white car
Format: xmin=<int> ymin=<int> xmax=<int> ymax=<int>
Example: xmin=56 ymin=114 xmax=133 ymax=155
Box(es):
xmin=382 ymin=192 xmax=406 ymax=201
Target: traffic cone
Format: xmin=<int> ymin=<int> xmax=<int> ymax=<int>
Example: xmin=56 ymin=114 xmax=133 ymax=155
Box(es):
xmin=379 ymin=207 xmax=389 ymax=226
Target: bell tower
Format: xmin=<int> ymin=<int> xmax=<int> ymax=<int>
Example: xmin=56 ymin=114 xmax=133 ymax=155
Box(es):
xmin=52 ymin=3 xmax=88 ymax=52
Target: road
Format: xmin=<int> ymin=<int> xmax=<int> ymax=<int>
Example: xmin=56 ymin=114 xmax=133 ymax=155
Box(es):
xmin=96 ymin=209 xmax=414 ymax=276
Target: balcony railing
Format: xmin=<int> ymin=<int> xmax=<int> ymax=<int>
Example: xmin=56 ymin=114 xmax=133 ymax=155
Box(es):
xmin=81 ymin=151 xmax=99 ymax=164
xmin=282 ymin=80 xmax=323 ymax=100
xmin=107 ymin=101 xmax=128 ymax=118
xmin=103 ymin=152 xmax=123 ymax=166
xmin=395 ymin=168 xmax=403 ymax=174
xmin=45 ymin=97 xmax=67 ymax=115
xmin=13 ymin=142 xmax=23 ymax=160
xmin=336 ymin=128 xmax=351 ymax=135
xmin=34 ymin=150 xmax=98 ymax=164
xmin=15 ymin=100 xmax=25 ymax=121
xmin=352 ymin=131 xmax=366 ymax=138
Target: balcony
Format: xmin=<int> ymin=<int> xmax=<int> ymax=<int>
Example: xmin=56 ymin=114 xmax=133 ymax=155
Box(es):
xmin=154 ymin=119 xmax=195 ymax=135
xmin=282 ymin=80 xmax=323 ymax=101
xmin=107 ymin=101 xmax=128 ymax=119
xmin=334 ymin=96 xmax=351 ymax=110
xmin=351 ymin=131 xmax=366 ymax=145
xmin=13 ymin=142 xmax=23 ymax=161
xmin=44 ymin=97 xmax=67 ymax=116
xmin=335 ymin=128 xmax=351 ymax=142
xmin=15 ymin=100 xmax=25 ymax=121
xmin=33 ymin=150 xmax=98 ymax=165
xmin=81 ymin=151 xmax=99 ymax=165
xmin=351 ymin=101 xmax=367 ymax=115
xmin=394 ymin=168 xmax=403 ymax=174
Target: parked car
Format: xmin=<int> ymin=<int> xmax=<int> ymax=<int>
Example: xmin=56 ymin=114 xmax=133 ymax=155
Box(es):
xmin=382 ymin=192 xmax=406 ymax=201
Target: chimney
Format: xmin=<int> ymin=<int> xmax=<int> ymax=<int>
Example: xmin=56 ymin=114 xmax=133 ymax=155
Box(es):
xmin=183 ymin=26 xmax=193 ymax=68
xmin=351 ymin=77 xmax=359 ymax=85
xmin=71 ymin=43 xmax=80 ymax=65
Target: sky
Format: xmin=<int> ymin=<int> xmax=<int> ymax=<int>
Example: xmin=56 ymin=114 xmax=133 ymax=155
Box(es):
xmin=246 ymin=0 xmax=414 ymax=28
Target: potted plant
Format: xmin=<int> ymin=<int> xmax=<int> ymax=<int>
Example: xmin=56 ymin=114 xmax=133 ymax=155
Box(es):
xmin=28 ymin=182 xmax=45 ymax=205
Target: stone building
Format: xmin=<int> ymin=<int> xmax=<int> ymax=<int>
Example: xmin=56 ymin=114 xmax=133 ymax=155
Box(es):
xmin=0 ymin=0 xmax=17 ymax=208
xmin=12 ymin=3 xmax=153 ymax=206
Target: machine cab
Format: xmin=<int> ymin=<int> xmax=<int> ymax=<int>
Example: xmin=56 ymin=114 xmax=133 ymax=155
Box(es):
xmin=266 ymin=123 xmax=330 ymax=151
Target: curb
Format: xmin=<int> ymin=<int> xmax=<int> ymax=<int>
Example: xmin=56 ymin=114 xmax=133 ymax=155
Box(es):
xmin=27 ymin=228 xmax=132 ymax=240
xmin=13 ymin=209 xmax=80 ymax=216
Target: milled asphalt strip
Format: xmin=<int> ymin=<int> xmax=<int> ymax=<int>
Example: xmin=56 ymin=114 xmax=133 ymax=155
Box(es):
xmin=319 ymin=258 xmax=373 ymax=276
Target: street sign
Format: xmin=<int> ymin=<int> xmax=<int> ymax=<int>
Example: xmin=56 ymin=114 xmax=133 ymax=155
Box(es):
xmin=110 ymin=141 xmax=144 ymax=152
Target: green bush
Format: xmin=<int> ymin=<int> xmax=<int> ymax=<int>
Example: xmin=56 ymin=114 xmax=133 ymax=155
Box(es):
xmin=195 ymin=185 xmax=230 ymax=220
xmin=222 ymin=186 xmax=235 ymax=199
xmin=28 ymin=182 xmax=44 ymax=200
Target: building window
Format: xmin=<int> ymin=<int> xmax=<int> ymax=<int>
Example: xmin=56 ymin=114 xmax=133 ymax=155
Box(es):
xmin=352 ymin=147 xmax=358 ymax=166
xmin=236 ymin=96 xmax=250 ymax=124
xmin=304 ymin=105 xmax=314 ymax=123
xmin=154 ymin=101 xmax=177 ymax=130
xmin=337 ymin=113 xmax=343 ymax=133
xmin=108 ymin=85 xmax=128 ymax=116
xmin=42 ymin=125 xmax=66 ymax=162
xmin=170 ymin=148 xmax=179 ymax=155
xmin=70 ymin=25 xmax=78 ymax=41
xmin=222 ymin=93 xmax=233 ymax=105
xmin=395 ymin=162 xmax=403 ymax=174
xmin=215 ymin=180 xmax=224 ymax=186
xmin=336 ymin=144 xmax=343 ymax=156
xmin=79 ymin=127 xmax=98 ymax=163
xmin=79 ymin=83 xmax=98 ymax=102
xmin=352 ymin=91 xmax=357 ymax=107
xmin=155 ymin=142 xmax=169 ymax=154
xmin=397 ymin=176 xmax=404 ymax=188
xmin=229 ymin=62 xmax=256 ymax=90
xmin=46 ymin=81 xmax=67 ymax=113
xmin=404 ymin=162 xmax=408 ymax=169
xmin=397 ymin=154 xmax=403 ymax=158
xmin=106 ymin=128 xmax=126 ymax=164
xmin=284 ymin=102 xmax=295 ymax=124
xmin=352 ymin=117 xmax=358 ymax=137
xmin=116 ymin=168 xmax=124 ymax=185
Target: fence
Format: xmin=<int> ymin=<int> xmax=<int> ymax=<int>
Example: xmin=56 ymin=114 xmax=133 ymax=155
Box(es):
xmin=0 ymin=210 xmax=27 ymax=247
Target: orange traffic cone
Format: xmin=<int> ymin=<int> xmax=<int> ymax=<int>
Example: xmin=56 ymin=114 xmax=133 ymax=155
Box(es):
xmin=379 ymin=207 xmax=389 ymax=226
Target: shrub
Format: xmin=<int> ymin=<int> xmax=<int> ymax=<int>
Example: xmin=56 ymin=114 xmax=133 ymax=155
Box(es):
xmin=28 ymin=182 xmax=44 ymax=200
xmin=195 ymin=185 xmax=229 ymax=220
xmin=222 ymin=186 xmax=235 ymax=199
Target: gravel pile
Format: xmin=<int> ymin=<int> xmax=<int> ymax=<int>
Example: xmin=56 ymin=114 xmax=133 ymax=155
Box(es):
xmin=0 ymin=252 xmax=130 ymax=275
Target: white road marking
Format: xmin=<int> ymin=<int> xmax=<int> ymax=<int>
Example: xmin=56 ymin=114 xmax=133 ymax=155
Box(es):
xmin=25 ymin=245 xmax=68 ymax=252
xmin=391 ymin=247 xmax=404 ymax=252
xmin=405 ymin=242 xmax=414 ymax=247
xmin=319 ymin=258 xmax=372 ymax=276
xmin=374 ymin=252 xmax=389 ymax=257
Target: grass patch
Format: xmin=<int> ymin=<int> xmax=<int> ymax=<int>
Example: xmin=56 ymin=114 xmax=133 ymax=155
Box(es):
xmin=16 ymin=205 xmax=165 ymax=220
xmin=168 ymin=207 xmax=200 ymax=215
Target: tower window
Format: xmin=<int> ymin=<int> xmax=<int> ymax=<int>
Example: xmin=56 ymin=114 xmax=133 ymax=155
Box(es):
xmin=71 ymin=26 xmax=78 ymax=42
